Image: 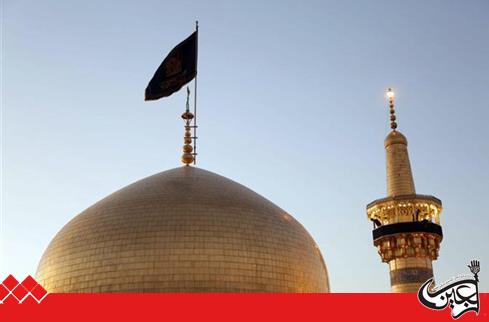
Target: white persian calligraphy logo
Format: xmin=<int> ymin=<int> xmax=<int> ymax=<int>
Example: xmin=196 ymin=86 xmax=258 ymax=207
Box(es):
xmin=418 ymin=260 xmax=480 ymax=319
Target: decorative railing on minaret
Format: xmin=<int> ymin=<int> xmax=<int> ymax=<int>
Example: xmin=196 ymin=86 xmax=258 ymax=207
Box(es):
xmin=367 ymin=88 xmax=443 ymax=293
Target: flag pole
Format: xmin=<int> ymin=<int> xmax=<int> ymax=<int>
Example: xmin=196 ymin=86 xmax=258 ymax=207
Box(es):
xmin=193 ymin=20 xmax=199 ymax=165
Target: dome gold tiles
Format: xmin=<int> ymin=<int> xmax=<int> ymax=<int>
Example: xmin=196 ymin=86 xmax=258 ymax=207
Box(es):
xmin=36 ymin=167 xmax=329 ymax=293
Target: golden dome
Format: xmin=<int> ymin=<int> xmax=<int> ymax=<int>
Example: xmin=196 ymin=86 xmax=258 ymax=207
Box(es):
xmin=384 ymin=130 xmax=408 ymax=148
xmin=36 ymin=167 xmax=329 ymax=293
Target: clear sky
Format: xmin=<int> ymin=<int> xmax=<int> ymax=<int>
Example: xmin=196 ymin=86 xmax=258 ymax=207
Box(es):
xmin=1 ymin=0 xmax=488 ymax=292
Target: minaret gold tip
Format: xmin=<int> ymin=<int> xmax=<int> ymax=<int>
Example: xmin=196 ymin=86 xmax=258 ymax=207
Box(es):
xmin=386 ymin=88 xmax=397 ymax=130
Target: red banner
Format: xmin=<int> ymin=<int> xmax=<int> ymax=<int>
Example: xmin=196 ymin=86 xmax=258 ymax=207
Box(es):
xmin=1 ymin=293 xmax=487 ymax=321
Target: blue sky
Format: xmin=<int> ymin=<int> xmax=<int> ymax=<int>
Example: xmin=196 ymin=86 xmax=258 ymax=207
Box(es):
xmin=2 ymin=0 xmax=488 ymax=292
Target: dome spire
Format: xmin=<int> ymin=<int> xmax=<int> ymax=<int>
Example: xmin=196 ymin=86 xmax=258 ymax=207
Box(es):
xmin=386 ymin=88 xmax=397 ymax=130
xmin=181 ymin=86 xmax=195 ymax=166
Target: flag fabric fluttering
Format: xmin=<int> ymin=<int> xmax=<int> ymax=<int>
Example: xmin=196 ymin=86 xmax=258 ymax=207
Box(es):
xmin=145 ymin=31 xmax=197 ymax=101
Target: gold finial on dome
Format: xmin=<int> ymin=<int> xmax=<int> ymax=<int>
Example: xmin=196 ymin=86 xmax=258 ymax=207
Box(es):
xmin=181 ymin=87 xmax=194 ymax=166
xmin=386 ymin=88 xmax=397 ymax=130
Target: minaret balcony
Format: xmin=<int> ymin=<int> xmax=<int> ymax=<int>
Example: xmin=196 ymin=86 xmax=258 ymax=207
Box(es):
xmin=367 ymin=194 xmax=442 ymax=226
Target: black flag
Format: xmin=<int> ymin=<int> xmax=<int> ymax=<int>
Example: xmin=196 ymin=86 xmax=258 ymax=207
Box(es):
xmin=145 ymin=31 xmax=197 ymax=101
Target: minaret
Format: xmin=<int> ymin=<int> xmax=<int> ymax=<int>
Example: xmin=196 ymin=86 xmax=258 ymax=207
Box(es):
xmin=367 ymin=89 xmax=443 ymax=293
